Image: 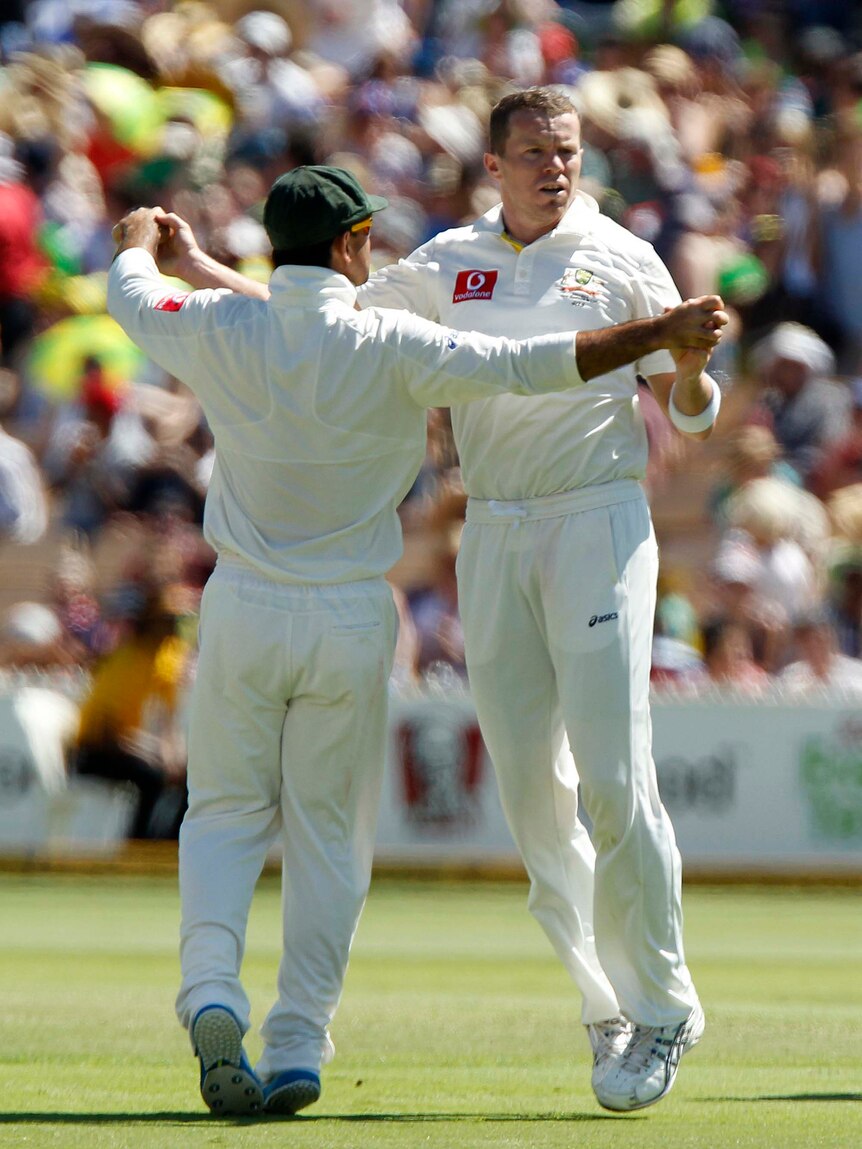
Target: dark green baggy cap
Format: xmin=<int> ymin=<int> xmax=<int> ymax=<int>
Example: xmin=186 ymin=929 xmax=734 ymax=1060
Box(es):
xmin=263 ymin=165 xmax=389 ymax=250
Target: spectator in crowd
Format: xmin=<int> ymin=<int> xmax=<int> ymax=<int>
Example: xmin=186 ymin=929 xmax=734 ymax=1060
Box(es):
xmin=219 ymin=8 xmax=332 ymax=157
xmin=807 ymin=377 xmax=862 ymax=500
xmin=818 ymin=124 xmax=862 ymax=374
xmin=700 ymin=616 xmax=770 ymax=692
xmin=45 ymin=540 xmax=113 ymax=662
xmin=0 ymin=599 xmax=81 ymax=797
xmin=125 ymin=438 xmax=206 ymax=525
xmin=708 ymin=543 xmax=776 ymax=672
xmin=388 ymin=580 xmax=421 ymax=691
xmin=0 ymin=600 xmax=79 ymax=674
xmin=825 ymin=549 xmax=862 ymax=659
xmin=0 ymin=413 xmax=48 ymax=545
xmin=772 ymin=140 xmax=821 ymax=328
xmin=649 ymin=618 xmax=704 ymax=692
xmin=824 ymin=486 xmax=862 ymax=658
xmin=409 ymin=522 xmax=466 ymax=680
xmin=713 ymin=476 xmax=826 ymax=668
xmin=746 ymin=322 xmax=852 ymax=486
xmin=650 ymin=568 xmax=704 ymax=690
xmin=710 ymin=509 xmax=805 ymax=679
xmin=42 ymin=356 xmax=155 ymax=536
xmin=0 ymin=135 xmax=49 ymax=370
xmin=827 ymin=481 xmax=862 ymax=548
xmin=708 ymin=423 xmax=801 ymax=527
xmin=73 ymin=584 xmax=189 ymax=840
xmin=778 ymin=607 xmax=862 ymax=696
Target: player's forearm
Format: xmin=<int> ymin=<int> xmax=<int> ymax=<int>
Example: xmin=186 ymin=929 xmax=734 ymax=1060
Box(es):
xmin=574 ymin=313 xmax=677 ymax=382
xmin=173 ymin=249 xmax=270 ymax=299
xmin=575 ymin=297 xmax=725 ymax=382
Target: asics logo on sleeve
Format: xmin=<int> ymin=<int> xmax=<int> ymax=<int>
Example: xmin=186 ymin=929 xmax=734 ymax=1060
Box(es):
xmin=453 ymin=269 xmax=499 ymax=303
xmin=589 ymin=612 xmax=619 ymax=627
xmin=153 ymin=292 xmax=190 ymax=312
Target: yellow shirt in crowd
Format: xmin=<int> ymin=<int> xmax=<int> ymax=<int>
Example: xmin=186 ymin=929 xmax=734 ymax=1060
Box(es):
xmin=76 ymin=635 xmax=188 ymax=746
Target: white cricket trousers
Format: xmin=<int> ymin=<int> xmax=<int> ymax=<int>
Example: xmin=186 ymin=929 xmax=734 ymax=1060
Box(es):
xmin=457 ymin=480 xmax=698 ymax=1027
xmin=175 ymin=557 xmax=397 ymax=1078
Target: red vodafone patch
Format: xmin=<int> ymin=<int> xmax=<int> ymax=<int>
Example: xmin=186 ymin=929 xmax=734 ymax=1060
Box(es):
xmin=153 ymin=292 xmax=190 ymax=312
xmin=452 ymin=269 xmax=499 ymax=303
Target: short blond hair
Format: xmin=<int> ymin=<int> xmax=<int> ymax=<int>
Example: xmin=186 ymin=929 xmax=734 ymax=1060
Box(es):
xmin=488 ymin=88 xmax=577 ymax=155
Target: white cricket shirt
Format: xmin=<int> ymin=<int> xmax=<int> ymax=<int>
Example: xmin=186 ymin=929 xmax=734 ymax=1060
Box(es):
xmin=358 ymin=191 xmax=680 ymax=500
xmin=107 ymin=249 xmax=584 ymax=585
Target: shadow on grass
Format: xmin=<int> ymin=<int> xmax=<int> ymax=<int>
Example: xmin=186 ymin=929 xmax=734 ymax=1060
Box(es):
xmin=0 ymin=1110 xmax=633 ymax=1125
xmin=703 ymin=1094 xmax=862 ymax=1104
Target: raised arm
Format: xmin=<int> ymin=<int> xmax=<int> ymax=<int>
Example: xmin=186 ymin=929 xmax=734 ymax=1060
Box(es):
xmin=154 ymin=211 xmax=270 ymax=300
xmin=112 ymin=208 xmax=270 ymax=299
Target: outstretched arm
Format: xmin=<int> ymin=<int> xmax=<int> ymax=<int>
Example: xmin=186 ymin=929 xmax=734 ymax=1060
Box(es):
xmin=575 ymin=295 xmax=726 ymax=383
xmin=390 ymin=296 xmax=728 ymax=408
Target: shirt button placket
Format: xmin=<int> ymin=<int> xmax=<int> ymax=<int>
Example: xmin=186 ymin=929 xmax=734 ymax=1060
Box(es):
xmin=514 ymin=250 xmax=532 ymax=297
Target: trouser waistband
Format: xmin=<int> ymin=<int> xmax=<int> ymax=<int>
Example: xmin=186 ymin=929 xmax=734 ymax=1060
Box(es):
xmin=215 ymin=553 xmax=388 ymax=600
xmin=465 ymin=479 xmax=643 ymax=524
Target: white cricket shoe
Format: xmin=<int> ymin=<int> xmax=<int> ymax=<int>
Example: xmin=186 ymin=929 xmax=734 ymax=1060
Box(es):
xmin=593 ymin=1002 xmax=705 ymax=1112
xmin=586 ymin=1016 xmax=632 ymax=1091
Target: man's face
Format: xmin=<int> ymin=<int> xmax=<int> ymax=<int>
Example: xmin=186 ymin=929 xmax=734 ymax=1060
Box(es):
xmin=484 ymin=109 xmax=582 ymax=243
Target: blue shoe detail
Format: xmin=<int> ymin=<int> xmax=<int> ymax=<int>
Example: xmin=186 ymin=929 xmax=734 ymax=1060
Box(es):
xmin=191 ymin=1004 xmax=264 ymax=1117
xmin=263 ymin=1068 xmax=321 ymax=1115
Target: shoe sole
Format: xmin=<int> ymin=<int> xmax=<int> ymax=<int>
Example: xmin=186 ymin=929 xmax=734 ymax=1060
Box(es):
xmin=264 ymin=1078 xmax=321 ymax=1115
xmin=193 ymin=1008 xmax=264 ymax=1117
xmin=595 ymin=1006 xmax=704 ymax=1113
xmin=202 ymin=1063 xmax=265 ymax=1116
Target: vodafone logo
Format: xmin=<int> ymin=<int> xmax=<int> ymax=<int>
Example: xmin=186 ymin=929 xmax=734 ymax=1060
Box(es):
xmin=452 ymin=269 xmax=499 ymax=303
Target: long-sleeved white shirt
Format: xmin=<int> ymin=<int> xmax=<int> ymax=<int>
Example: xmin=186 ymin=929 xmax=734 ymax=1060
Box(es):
xmin=108 ymin=249 xmax=584 ymax=584
xmin=358 ymin=192 xmax=680 ymax=500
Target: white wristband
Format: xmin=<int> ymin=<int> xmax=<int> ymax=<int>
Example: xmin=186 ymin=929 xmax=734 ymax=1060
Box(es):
xmin=668 ymin=376 xmax=721 ymax=433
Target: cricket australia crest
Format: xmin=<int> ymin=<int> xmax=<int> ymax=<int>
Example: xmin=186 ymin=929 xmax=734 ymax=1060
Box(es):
xmin=559 ymin=266 xmax=605 ymax=306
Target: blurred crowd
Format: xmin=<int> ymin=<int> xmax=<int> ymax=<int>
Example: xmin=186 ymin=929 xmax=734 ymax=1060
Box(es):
xmin=3 ymin=0 xmax=862 ymax=834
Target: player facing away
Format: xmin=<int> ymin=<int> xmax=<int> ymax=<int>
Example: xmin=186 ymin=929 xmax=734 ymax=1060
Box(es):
xmin=107 ymin=166 xmax=724 ymax=1117
xmin=355 ymin=87 xmax=723 ymax=1112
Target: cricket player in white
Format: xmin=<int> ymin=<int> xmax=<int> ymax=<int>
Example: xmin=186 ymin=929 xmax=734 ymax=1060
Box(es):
xmin=355 ymin=89 xmax=723 ymax=1112
xmin=106 ymin=166 xmax=725 ymax=1118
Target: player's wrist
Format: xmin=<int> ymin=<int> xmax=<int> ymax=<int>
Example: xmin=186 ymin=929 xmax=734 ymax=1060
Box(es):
xmin=668 ymin=375 xmax=721 ymax=432
xmin=175 ymin=246 xmax=212 ymax=286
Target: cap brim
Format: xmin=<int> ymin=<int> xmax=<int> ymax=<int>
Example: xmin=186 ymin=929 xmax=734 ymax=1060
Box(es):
xmin=367 ymin=194 xmax=389 ymax=214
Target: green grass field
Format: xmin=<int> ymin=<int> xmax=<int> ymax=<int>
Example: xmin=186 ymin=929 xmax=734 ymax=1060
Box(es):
xmin=1 ymin=874 xmax=860 ymax=1148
